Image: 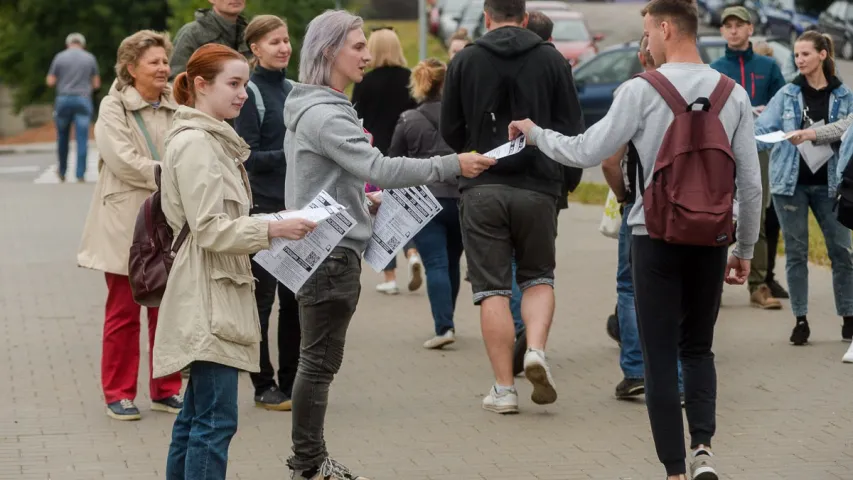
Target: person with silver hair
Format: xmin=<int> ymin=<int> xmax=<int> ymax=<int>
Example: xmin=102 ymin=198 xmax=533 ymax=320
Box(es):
xmin=46 ymin=32 xmax=101 ymax=182
xmin=283 ymin=9 xmax=496 ymax=480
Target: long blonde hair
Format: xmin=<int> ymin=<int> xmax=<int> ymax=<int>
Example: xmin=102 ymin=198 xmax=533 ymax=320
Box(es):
xmin=410 ymin=58 xmax=446 ymax=102
xmin=367 ymin=28 xmax=407 ymax=68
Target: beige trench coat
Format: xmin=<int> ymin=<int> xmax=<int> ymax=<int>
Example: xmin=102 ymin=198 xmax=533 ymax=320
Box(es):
xmin=152 ymin=106 xmax=271 ymax=378
xmin=77 ymin=81 xmax=178 ymax=275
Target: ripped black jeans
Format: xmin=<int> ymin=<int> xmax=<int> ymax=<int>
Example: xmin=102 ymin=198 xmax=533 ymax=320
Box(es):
xmin=287 ymin=247 xmax=362 ymax=472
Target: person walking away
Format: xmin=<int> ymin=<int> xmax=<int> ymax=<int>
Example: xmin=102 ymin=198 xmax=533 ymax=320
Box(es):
xmin=441 ymin=0 xmax=585 ymax=414
xmin=46 ymin=33 xmax=100 ymax=183
xmin=754 ymin=31 xmax=853 ymax=346
xmin=77 ymin=30 xmax=182 ymax=421
xmin=284 ymin=11 xmax=495 ymax=479
xmin=388 ymin=58 xmax=462 ymax=350
xmin=233 ymin=14 xmax=298 ymax=412
xmin=447 ymin=28 xmax=472 ymax=59
xmin=351 ymin=27 xmax=423 ymax=295
xmin=507 ymin=0 xmax=763 ymax=477
xmin=153 ymin=44 xmax=319 ymax=480
xmin=510 ymin=9 xmax=585 ymax=376
xmin=170 ymin=0 xmax=250 ymax=78
xmin=711 ymin=6 xmax=786 ymax=309
xmin=600 ymin=35 xmax=685 ymax=402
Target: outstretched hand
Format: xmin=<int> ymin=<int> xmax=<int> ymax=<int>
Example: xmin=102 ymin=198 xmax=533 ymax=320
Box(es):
xmin=508 ymin=119 xmax=537 ymax=143
xmin=458 ymin=152 xmax=496 ymax=178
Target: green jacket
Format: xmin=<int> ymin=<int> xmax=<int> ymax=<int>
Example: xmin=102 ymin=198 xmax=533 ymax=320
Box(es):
xmin=170 ymin=9 xmax=251 ymax=79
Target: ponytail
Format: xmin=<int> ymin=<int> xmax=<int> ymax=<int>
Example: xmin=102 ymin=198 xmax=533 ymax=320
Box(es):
xmin=173 ymin=72 xmax=193 ymax=106
xmin=798 ymin=30 xmax=836 ymax=79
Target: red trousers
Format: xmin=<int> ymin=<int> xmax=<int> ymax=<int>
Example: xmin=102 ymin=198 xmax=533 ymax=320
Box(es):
xmin=102 ymin=273 xmax=182 ymax=404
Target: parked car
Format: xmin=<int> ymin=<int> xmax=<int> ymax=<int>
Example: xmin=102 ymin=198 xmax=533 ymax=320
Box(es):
xmin=573 ymin=35 xmax=796 ymax=127
xmin=463 ymin=0 xmax=573 ymax=40
xmin=699 ymin=0 xmax=728 ymax=26
xmin=547 ymin=10 xmax=605 ymax=66
xmin=760 ymin=0 xmax=820 ymax=45
xmin=435 ymin=0 xmax=474 ymax=44
xmin=819 ymin=0 xmax=853 ymax=59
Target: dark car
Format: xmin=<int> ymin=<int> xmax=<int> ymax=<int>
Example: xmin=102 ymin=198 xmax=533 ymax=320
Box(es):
xmin=573 ymin=35 xmax=796 ymax=127
xmin=760 ymin=0 xmax=820 ymax=46
xmin=819 ymin=0 xmax=853 ymax=59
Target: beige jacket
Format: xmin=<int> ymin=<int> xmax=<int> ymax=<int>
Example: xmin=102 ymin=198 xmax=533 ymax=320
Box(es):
xmin=152 ymin=106 xmax=271 ymax=378
xmin=77 ymin=81 xmax=178 ymax=275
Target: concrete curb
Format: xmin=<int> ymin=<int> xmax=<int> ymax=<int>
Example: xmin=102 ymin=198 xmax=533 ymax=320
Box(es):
xmin=0 ymin=141 xmax=94 ymax=156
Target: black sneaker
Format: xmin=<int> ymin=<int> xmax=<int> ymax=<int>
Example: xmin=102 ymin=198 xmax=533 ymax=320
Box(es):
xmin=843 ymin=317 xmax=853 ymax=342
xmin=255 ymin=386 xmax=292 ymax=411
xmin=512 ymin=328 xmax=527 ymax=377
xmin=106 ymin=399 xmax=141 ymax=421
xmin=606 ymin=313 xmax=621 ymax=346
xmin=766 ymin=279 xmax=789 ymax=299
xmin=291 ymin=457 xmax=370 ymax=479
xmin=790 ymin=320 xmax=810 ymax=346
xmin=152 ymin=395 xmax=183 ymax=414
xmin=615 ymin=377 xmax=644 ymax=399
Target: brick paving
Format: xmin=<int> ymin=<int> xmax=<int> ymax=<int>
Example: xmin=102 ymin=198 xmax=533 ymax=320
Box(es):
xmin=2 ymin=161 xmax=853 ymax=480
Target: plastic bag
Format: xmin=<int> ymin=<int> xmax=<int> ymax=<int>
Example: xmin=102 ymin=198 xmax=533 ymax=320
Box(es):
xmin=599 ymin=189 xmax=621 ymax=239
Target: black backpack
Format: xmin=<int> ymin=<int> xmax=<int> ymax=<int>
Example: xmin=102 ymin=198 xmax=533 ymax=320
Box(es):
xmin=836 ymin=159 xmax=853 ymax=229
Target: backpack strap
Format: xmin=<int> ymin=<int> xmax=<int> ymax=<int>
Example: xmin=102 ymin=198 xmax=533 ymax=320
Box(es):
xmin=635 ymin=71 xmax=688 ymax=115
xmin=247 ymin=80 xmax=265 ymax=124
xmin=154 ymin=164 xmax=191 ymax=255
xmin=132 ymin=111 xmax=160 ymax=162
xmin=709 ymin=75 xmax=736 ymax=115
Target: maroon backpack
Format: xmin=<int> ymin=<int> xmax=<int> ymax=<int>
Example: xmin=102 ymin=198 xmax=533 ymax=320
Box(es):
xmin=636 ymin=70 xmax=737 ymax=246
xmin=128 ymin=165 xmax=190 ymax=307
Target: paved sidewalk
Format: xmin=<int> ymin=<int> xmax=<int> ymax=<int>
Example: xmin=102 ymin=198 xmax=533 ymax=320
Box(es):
xmin=2 ymin=177 xmax=853 ymax=480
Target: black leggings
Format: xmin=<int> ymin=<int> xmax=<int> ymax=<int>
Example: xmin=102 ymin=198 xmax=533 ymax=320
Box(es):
xmin=631 ymin=235 xmax=727 ymax=476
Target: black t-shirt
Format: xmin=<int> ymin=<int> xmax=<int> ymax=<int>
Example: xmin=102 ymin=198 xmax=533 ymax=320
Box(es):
xmin=795 ymin=74 xmax=842 ymax=185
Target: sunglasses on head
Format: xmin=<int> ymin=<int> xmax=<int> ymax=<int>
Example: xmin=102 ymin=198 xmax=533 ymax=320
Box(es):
xmin=370 ymin=25 xmax=395 ymax=32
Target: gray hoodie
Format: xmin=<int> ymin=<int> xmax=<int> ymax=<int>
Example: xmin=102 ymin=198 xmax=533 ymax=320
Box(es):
xmin=284 ymin=84 xmax=461 ymax=254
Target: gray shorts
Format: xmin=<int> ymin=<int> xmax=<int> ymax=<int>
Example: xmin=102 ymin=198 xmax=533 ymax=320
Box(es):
xmin=459 ymin=185 xmax=558 ymax=305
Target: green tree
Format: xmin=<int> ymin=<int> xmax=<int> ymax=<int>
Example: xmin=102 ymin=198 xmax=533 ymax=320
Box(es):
xmin=0 ymin=0 xmax=169 ymax=111
xmin=167 ymin=0 xmax=337 ymax=80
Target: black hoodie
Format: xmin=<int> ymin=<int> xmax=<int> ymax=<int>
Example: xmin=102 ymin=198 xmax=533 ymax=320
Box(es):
xmin=441 ymin=26 xmax=584 ymax=198
xmin=793 ymin=74 xmax=843 ymax=185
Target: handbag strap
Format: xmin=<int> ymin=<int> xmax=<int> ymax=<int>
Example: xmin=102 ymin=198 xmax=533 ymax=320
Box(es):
xmin=132 ymin=110 xmax=160 ymax=162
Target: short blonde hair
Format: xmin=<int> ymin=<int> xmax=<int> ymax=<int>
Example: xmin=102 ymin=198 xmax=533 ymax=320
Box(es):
xmin=367 ymin=28 xmax=407 ymax=68
xmin=115 ymin=30 xmax=173 ymax=89
xmin=410 ymin=58 xmax=446 ymax=102
xmin=753 ymin=40 xmax=774 ymax=57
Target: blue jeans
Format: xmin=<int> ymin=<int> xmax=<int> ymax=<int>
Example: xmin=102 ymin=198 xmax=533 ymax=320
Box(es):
xmin=166 ymin=361 xmax=238 ymax=480
xmin=773 ymin=186 xmax=853 ymax=317
xmin=413 ymin=198 xmax=464 ymax=335
xmin=511 ymin=257 xmax=524 ymax=335
xmin=54 ymin=95 xmax=92 ymax=180
xmin=619 ymin=204 xmax=683 ymax=388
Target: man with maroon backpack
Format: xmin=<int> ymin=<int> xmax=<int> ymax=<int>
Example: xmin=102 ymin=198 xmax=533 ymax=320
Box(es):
xmin=508 ymin=0 xmax=762 ymax=478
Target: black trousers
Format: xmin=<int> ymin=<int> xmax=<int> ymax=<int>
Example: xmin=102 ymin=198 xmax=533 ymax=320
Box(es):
xmin=631 ymin=235 xmax=727 ymax=477
xmin=250 ymin=254 xmax=301 ymax=397
xmin=765 ymin=201 xmax=781 ymax=283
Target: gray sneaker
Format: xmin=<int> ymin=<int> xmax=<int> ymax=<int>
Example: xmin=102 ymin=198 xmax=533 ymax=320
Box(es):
xmin=690 ymin=448 xmax=718 ymax=480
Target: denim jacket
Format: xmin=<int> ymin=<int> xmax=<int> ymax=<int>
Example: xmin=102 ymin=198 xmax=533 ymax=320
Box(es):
xmin=755 ymin=82 xmax=853 ymax=197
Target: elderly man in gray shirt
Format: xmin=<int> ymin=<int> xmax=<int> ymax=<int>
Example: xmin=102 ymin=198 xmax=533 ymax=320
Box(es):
xmin=46 ymin=32 xmax=100 ymax=182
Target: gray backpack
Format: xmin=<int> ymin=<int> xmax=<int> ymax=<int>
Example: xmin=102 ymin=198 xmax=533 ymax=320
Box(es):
xmin=246 ymin=79 xmax=293 ymax=125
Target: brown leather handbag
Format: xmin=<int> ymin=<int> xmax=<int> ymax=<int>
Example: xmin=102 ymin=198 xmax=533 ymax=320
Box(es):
xmin=127 ymin=111 xmax=189 ymax=307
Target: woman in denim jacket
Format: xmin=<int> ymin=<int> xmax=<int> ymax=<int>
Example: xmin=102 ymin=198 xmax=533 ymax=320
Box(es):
xmin=755 ymin=31 xmax=853 ymax=348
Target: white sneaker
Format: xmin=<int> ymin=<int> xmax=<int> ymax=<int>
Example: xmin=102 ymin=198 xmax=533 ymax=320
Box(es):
xmin=523 ymin=349 xmax=558 ymax=405
xmin=482 ymin=385 xmax=519 ymax=414
xmin=843 ymin=342 xmax=853 ymax=363
xmin=423 ymin=329 xmax=455 ymax=349
xmin=375 ymin=281 xmax=399 ymax=295
xmin=407 ymin=255 xmax=423 ymax=292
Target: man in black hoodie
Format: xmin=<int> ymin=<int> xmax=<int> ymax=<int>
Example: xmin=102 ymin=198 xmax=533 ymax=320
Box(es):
xmin=441 ymin=0 xmax=584 ymax=414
